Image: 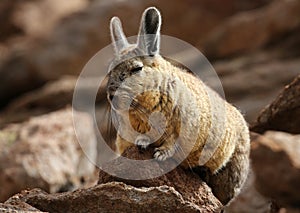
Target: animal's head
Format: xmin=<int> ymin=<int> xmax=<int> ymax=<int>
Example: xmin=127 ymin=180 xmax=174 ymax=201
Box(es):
xmin=107 ymin=7 xmax=164 ymax=112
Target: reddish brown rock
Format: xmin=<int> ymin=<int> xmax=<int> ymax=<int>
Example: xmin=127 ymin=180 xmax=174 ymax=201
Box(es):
xmin=214 ymin=55 xmax=300 ymax=123
xmin=0 ymin=108 xmax=97 ymax=202
xmin=0 ymin=76 xmax=77 ymax=128
xmin=3 ymin=182 xmax=217 ymax=213
xmin=98 ymin=146 xmax=223 ymax=211
xmin=251 ymin=131 xmax=300 ymax=207
xmin=0 ymin=202 xmax=44 ymax=213
xmin=1 ymin=146 xmax=222 ymax=213
xmin=251 ymin=75 xmax=300 ymax=134
xmin=0 ymin=0 xmax=273 ymax=107
xmin=202 ymin=0 xmax=300 ymax=58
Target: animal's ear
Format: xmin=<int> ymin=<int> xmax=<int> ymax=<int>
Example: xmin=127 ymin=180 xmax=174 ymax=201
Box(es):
xmin=110 ymin=17 xmax=129 ymax=54
xmin=137 ymin=7 xmax=161 ymax=56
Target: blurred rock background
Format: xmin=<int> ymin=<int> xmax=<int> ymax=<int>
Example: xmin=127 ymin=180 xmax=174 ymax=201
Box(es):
xmin=0 ymin=0 xmax=299 ymax=212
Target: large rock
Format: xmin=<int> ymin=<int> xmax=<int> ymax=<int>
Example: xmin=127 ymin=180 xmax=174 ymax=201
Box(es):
xmin=0 ymin=202 xmax=44 ymax=213
xmin=0 ymin=76 xmax=77 ymax=128
xmin=98 ymin=146 xmax=223 ymax=208
xmin=0 ymin=75 xmax=109 ymax=127
xmin=3 ymin=182 xmax=218 ymax=213
xmin=213 ymin=54 xmax=300 ymax=123
xmin=2 ymin=146 xmax=223 ymax=212
xmin=0 ymin=108 xmax=97 ymax=202
xmin=202 ymin=0 xmax=300 ymax=58
xmin=251 ymin=75 xmax=300 ymax=134
xmin=251 ymin=131 xmax=300 ymax=207
xmin=0 ymin=0 xmax=88 ymax=41
xmin=0 ymin=0 xmax=273 ymax=107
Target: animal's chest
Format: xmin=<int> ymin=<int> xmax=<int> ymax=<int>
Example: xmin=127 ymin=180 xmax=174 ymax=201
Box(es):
xmin=127 ymin=91 xmax=179 ymax=139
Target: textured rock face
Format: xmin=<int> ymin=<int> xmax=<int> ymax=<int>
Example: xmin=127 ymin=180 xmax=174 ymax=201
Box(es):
xmin=98 ymin=146 xmax=223 ymax=210
xmin=1 ymin=146 xmax=223 ymax=213
xmin=0 ymin=108 xmax=97 ymax=202
xmin=0 ymin=202 xmax=44 ymax=213
xmin=251 ymin=75 xmax=300 ymax=134
xmin=251 ymin=131 xmax=300 ymax=207
xmin=3 ymin=183 xmax=218 ymax=213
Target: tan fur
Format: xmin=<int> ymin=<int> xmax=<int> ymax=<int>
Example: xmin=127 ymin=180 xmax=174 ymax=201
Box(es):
xmin=113 ymin=56 xmax=249 ymax=174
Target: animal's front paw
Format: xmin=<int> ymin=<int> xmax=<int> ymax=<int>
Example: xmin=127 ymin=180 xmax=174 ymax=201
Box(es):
xmin=154 ymin=147 xmax=175 ymax=161
xmin=135 ymin=135 xmax=151 ymax=149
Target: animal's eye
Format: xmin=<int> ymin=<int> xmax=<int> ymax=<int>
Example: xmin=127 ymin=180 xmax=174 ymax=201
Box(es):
xmin=130 ymin=66 xmax=143 ymax=74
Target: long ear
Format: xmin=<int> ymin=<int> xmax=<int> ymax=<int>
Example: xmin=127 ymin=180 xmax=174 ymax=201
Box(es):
xmin=137 ymin=7 xmax=161 ymax=56
xmin=110 ymin=17 xmax=129 ymax=54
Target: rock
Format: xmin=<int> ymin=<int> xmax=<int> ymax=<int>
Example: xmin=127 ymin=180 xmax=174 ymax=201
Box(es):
xmin=0 ymin=76 xmax=77 ymax=128
xmin=0 ymin=0 xmax=24 ymax=41
xmin=0 ymin=0 xmax=88 ymax=41
xmin=13 ymin=0 xmax=88 ymax=38
xmin=3 ymin=182 xmax=218 ymax=213
xmin=225 ymin=170 xmax=273 ymax=213
xmin=251 ymin=75 xmax=300 ymax=134
xmin=98 ymin=146 xmax=223 ymax=211
xmin=0 ymin=0 xmax=273 ymax=107
xmin=0 ymin=75 xmax=109 ymax=127
xmin=214 ymin=55 xmax=300 ymax=123
xmin=0 ymin=108 xmax=97 ymax=202
xmin=251 ymin=131 xmax=300 ymax=207
xmin=277 ymin=208 xmax=300 ymax=213
xmin=0 ymin=202 xmax=44 ymax=213
xmin=2 ymin=146 xmax=223 ymax=213
xmin=202 ymin=0 xmax=300 ymax=58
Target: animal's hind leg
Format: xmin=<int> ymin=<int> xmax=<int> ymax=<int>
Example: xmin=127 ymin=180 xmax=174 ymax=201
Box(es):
xmin=206 ymin=138 xmax=250 ymax=205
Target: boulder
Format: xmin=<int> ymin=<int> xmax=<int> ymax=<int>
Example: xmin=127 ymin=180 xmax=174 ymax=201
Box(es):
xmin=0 ymin=75 xmax=108 ymax=127
xmin=251 ymin=75 xmax=300 ymax=134
xmin=3 ymin=182 xmax=220 ymax=213
xmin=2 ymin=146 xmax=223 ymax=213
xmin=0 ymin=202 xmax=44 ymax=213
xmin=202 ymin=0 xmax=300 ymax=58
xmin=214 ymin=55 xmax=300 ymax=123
xmin=0 ymin=0 xmax=273 ymax=107
xmin=0 ymin=76 xmax=77 ymax=128
xmin=0 ymin=108 xmax=97 ymax=202
xmin=251 ymin=131 xmax=300 ymax=207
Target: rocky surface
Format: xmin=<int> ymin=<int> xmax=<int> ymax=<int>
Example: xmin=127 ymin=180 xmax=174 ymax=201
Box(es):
xmin=202 ymin=0 xmax=300 ymax=58
xmin=0 ymin=0 xmax=275 ymax=108
xmin=98 ymin=146 xmax=223 ymax=208
xmin=251 ymin=75 xmax=300 ymax=134
xmin=0 ymin=0 xmax=300 ymax=212
xmin=3 ymin=183 xmax=215 ymax=213
xmin=0 ymin=76 xmax=77 ymax=128
xmin=0 ymin=202 xmax=44 ymax=213
xmin=0 ymin=0 xmax=298 ymax=124
xmin=251 ymin=131 xmax=300 ymax=208
xmin=214 ymin=53 xmax=300 ymax=123
xmin=2 ymin=146 xmax=223 ymax=213
xmin=0 ymin=108 xmax=97 ymax=202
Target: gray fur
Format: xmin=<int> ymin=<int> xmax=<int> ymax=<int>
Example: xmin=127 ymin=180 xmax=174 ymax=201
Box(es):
xmin=110 ymin=17 xmax=129 ymax=54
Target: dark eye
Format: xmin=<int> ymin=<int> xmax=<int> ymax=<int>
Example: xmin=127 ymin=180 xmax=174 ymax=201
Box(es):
xmin=130 ymin=66 xmax=143 ymax=74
